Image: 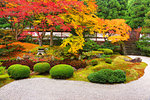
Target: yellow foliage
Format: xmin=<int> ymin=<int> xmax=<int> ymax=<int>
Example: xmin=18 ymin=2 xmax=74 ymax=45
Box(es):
xmin=60 ymin=35 xmax=85 ymax=54
xmin=59 ymin=0 xmax=98 ymax=36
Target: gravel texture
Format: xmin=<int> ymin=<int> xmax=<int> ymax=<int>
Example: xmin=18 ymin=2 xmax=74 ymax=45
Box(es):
xmin=0 ymin=55 xmax=150 ymax=100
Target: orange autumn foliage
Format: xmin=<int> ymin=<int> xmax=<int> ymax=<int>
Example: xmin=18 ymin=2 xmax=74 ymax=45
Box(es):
xmin=10 ymin=42 xmax=49 ymax=52
xmin=0 ymin=42 xmax=49 ymax=60
xmin=103 ymin=19 xmax=131 ymax=43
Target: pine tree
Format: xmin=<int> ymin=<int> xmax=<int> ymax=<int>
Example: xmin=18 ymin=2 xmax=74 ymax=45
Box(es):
xmin=142 ymin=11 xmax=150 ymax=33
xmin=126 ymin=0 xmax=150 ymax=29
xmin=96 ymin=0 xmax=128 ymax=19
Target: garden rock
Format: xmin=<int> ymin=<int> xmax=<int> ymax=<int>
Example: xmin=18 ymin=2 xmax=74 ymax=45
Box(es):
xmin=130 ymin=57 xmax=142 ymax=63
xmin=23 ymin=55 xmax=30 ymax=59
xmin=16 ymin=56 xmax=22 ymax=60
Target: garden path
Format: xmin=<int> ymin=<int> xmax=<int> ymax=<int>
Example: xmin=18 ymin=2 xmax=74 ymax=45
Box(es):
xmin=0 ymin=55 xmax=150 ymax=100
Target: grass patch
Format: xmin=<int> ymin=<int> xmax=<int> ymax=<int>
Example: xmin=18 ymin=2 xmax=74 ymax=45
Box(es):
xmin=68 ymin=67 xmax=94 ymax=82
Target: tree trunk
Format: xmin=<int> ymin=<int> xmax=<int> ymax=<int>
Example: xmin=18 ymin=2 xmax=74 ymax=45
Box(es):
xmin=39 ymin=39 xmax=43 ymax=46
xmin=15 ymin=34 xmax=18 ymax=41
xmin=50 ymin=30 xmax=53 ymax=46
xmin=120 ymin=42 xmax=127 ymax=55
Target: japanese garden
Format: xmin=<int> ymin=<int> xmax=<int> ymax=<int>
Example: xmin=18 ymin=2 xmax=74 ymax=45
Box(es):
xmin=0 ymin=0 xmax=150 ymax=100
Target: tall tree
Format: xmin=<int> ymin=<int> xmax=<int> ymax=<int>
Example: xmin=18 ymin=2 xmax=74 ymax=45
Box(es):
xmin=60 ymin=0 xmax=131 ymax=54
xmin=126 ymin=0 xmax=150 ymax=29
xmin=142 ymin=11 xmax=150 ymax=34
xmin=0 ymin=0 xmax=32 ymax=40
xmin=30 ymin=0 xmax=81 ymax=46
xmin=96 ymin=0 xmax=128 ymax=19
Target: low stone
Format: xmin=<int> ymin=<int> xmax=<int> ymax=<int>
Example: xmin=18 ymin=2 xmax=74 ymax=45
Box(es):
xmin=16 ymin=56 xmax=22 ymax=60
xmin=130 ymin=57 xmax=142 ymax=63
xmin=23 ymin=55 xmax=30 ymax=59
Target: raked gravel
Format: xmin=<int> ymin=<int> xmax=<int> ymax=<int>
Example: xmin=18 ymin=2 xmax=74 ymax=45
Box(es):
xmin=0 ymin=55 xmax=150 ymax=100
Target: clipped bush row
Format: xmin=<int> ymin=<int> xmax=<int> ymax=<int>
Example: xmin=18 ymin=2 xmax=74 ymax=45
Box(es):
xmin=49 ymin=60 xmax=87 ymax=69
xmin=6 ymin=62 xmax=126 ymax=84
xmin=88 ymin=69 xmax=126 ymax=84
xmin=2 ymin=59 xmax=36 ymax=70
xmin=2 ymin=59 xmax=86 ymax=70
xmin=7 ymin=63 xmax=74 ymax=80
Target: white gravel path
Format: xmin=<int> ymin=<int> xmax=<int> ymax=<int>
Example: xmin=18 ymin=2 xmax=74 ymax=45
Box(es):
xmin=0 ymin=55 xmax=150 ymax=100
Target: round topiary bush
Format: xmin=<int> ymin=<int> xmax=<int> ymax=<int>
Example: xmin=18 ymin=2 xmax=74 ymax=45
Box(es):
xmin=87 ymin=69 xmax=126 ymax=84
xmin=34 ymin=62 xmax=50 ymax=74
xmin=8 ymin=64 xmax=30 ymax=79
xmin=105 ymin=58 xmax=112 ymax=64
xmin=89 ymin=60 xmax=98 ymax=66
xmin=50 ymin=64 xmax=74 ymax=79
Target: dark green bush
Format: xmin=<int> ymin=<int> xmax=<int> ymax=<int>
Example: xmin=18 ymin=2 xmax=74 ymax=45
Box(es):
xmin=87 ymin=69 xmax=126 ymax=84
xmin=8 ymin=64 xmax=30 ymax=79
xmin=50 ymin=64 xmax=74 ymax=79
xmin=99 ymin=41 xmax=120 ymax=51
xmin=83 ymin=39 xmax=100 ymax=52
xmin=34 ymin=62 xmax=50 ymax=74
xmin=109 ymin=70 xmax=126 ymax=83
xmin=105 ymin=58 xmax=112 ymax=64
xmin=89 ymin=60 xmax=98 ymax=66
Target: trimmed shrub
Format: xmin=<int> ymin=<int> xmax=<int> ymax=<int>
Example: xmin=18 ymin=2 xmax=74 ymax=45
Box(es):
xmin=0 ymin=66 xmax=6 ymax=75
xmin=50 ymin=64 xmax=74 ymax=79
xmin=33 ymin=62 xmax=50 ymax=74
xmin=98 ymin=48 xmax=113 ymax=54
xmin=105 ymin=58 xmax=112 ymax=64
xmin=8 ymin=64 xmax=30 ymax=79
xmin=89 ymin=60 xmax=98 ymax=66
xmin=87 ymin=69 xmax=126 ymax=84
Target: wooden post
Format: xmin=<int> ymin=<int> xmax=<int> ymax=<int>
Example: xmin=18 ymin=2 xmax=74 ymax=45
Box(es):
xmin=61 ymin=32 xmax=62 ymax=39
xmin=96 ymin=32 xmax=97 ymax=42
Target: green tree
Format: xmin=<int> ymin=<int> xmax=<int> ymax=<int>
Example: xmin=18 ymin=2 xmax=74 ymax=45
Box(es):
xmin=96 ymin=0 xmax=128 ymax=19
xmin=126 ymin=0 xmax=150 ymax=29
xmin=142 ymin=11 xmax=150 ymax=33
